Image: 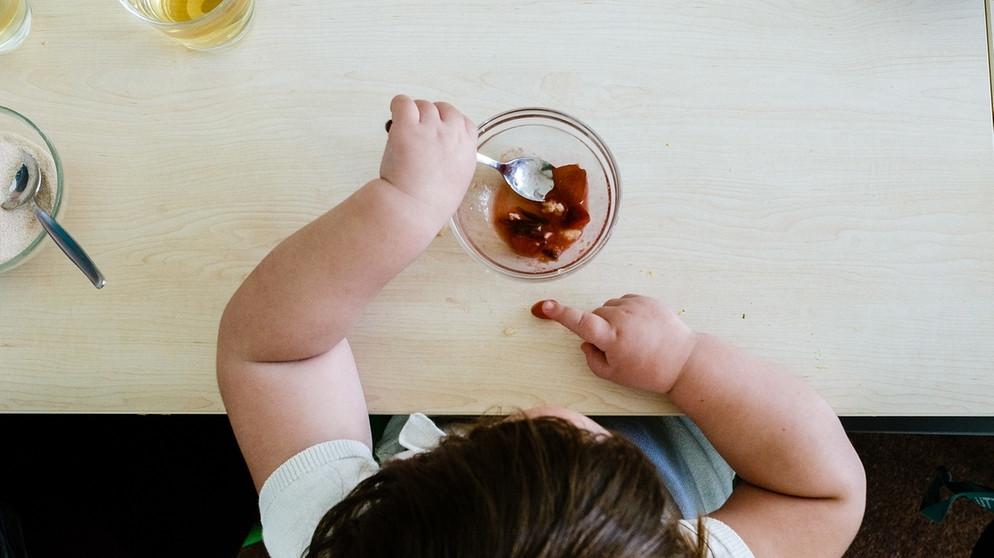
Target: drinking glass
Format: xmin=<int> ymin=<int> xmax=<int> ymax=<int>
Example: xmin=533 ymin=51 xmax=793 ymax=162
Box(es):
xmin=118 ymin=0 xmax=254 ymax=51
xmin=0 ymin=0 xmax=30 ymax=54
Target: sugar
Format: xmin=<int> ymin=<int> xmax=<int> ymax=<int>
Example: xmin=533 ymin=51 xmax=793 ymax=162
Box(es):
xmin=0 ymin=133 xmax=56 ymax=264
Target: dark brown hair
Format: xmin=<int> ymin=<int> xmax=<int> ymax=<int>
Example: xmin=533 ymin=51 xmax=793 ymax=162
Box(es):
xmin=305 ymin=416 xmax=707 ymax=558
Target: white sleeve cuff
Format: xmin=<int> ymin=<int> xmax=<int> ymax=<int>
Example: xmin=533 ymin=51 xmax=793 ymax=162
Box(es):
xmin=259 ymin=439 xmax=373 ymax=516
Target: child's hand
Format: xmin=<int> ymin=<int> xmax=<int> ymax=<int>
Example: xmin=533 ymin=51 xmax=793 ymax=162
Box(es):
xmin=379 ymin=95 xmax=477 ymax=221
xmin=532 ymin=295 xmax=698 ymax=394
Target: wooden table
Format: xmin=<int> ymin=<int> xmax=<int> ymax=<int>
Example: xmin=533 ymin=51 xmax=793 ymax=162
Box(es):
xmin=1 ymin=1 xmax=992 ymax=415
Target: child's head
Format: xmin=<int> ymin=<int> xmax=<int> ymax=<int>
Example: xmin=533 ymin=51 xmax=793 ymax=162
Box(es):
xmin=305 ymin=414 xmax=707 ymax=557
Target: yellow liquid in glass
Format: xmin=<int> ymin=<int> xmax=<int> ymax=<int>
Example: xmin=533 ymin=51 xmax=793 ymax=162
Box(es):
xmin=150 ymin=0 xmax=224 ymax=22
xmin=130 ymin=0 xmax=253 ymax=50
xmin=0 ymin=0 xmax=27 ymax=42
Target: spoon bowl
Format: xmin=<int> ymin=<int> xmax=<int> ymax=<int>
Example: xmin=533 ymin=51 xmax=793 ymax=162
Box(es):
xmin=474 ymin=152 xmax=554 ymax=202
xmin=2 ymin=154 xmax=41 ymax=211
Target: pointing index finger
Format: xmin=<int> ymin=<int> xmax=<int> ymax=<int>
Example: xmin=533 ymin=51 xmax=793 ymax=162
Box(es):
xmin=531 ymin=300 xmax=615 ymax=347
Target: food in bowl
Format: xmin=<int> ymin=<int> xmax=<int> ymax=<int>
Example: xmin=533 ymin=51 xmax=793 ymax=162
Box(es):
xmin=0 ymin=132 xmax=56 ymax=265
xmin=450 ymin=108 xmax=620 ymax=281
xmin=494 ymin=164 xmax=590 ymax=261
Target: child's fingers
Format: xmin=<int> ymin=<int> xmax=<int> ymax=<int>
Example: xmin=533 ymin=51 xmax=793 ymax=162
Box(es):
xmin=605 ymin=294 xmax=645 ymax=307
xmin=592 ymin=306 xmax=622 ymax=321
xmin=435 ymin=101 xmax=462 ymax=124
xmin=389 ymin=95 xmax=418 ymax=126
xmin=533 ymin=300 xmax=615 ymax=346
xmin=414 ymin=99 xmax=440 ymax=123
xmin=581 ymin=342 xmax=612 ymax=378
xmin=463 ymin=115 xmax=477 ymax=136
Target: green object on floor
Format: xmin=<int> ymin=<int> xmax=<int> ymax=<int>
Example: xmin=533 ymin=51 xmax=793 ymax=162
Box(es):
xmin=242 ymin=523 xmax=263 ymax=548
xmin=921 ymin=467 xmax=994 ymax=523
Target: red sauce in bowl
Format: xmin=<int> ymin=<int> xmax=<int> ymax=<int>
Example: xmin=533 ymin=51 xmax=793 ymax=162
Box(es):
xmin=493 ymin=164 xmax=590 ymax=261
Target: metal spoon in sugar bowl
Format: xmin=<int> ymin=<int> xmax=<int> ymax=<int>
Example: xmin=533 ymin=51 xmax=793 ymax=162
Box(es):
xmin=2 ymin=151 xmax=106 ymax=289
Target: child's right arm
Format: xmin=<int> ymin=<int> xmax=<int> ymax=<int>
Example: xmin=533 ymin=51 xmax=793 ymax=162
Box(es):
xmin=217 ymin=96 xmax=477 ymax=489
xmin=534 ymin=296 xmax=865 ymax=558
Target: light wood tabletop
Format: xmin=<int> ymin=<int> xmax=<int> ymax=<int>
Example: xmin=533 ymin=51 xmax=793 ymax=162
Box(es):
xmin=1 ymin=1 xmax=992 ymax=415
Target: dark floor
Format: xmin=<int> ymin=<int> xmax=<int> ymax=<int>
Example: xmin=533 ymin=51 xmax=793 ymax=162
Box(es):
xmin=0 ymin=415 xmax=257 ymax=558
xmin=1 ymin=416 xmax=992 ymax=558
xmin=845 ymin=433 xmax=994 ymax=558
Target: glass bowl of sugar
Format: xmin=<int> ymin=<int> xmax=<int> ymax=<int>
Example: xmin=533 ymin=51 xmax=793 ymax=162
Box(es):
xmin=0 ymin=106 xmax=63 ymax=274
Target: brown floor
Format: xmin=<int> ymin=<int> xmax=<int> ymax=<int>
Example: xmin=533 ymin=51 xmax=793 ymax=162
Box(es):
xmin=845 ymin=433 xmax=994 ymax=558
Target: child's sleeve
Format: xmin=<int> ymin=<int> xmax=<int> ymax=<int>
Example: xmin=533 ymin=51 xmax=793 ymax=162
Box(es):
xmin=679 ymin=517 xmax=755 ymax=558
xmin=258 ymin=439 xmax=379 ymax=558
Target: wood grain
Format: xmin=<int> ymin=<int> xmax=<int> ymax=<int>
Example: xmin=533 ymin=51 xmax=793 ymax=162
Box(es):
xmin=0 ymin=1 xmax=992 ymax=415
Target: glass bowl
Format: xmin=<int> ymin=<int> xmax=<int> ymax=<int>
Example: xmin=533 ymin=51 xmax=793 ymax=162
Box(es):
xmin=450 ymin=108 xmax=621 ymax=280
xmin=0 ymin=106 xmax=64 ymax=274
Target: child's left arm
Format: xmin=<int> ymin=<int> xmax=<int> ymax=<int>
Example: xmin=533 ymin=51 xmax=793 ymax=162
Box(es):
xmin=217 ymin=96 xmax=477 ymax=489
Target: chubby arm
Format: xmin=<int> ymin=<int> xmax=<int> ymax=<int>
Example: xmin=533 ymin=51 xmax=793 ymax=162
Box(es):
xmin=671 ymin=335 xmax=865 ymax=558
xmin=217 ymin=96 xmax=477 ymax=489
xmin=219 ymin=177 xmax=444 ymax=364
xmin=534 ymin=296 xmax=865 ymax=558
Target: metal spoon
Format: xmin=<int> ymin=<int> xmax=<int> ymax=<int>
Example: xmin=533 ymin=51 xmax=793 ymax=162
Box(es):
xmin=2 ymin=151 xmax=106 ymax=289
xmin=384 ymin=119 xmax=555 ymax=202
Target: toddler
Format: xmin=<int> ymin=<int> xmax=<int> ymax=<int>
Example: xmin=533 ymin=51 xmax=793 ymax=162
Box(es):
xmin=216 ymin=95 xmax=866 ymax=558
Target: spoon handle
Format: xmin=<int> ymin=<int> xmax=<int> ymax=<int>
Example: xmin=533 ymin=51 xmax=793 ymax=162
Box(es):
xmin=475 ymin=152 xmax=502 ymax=170
xmin=33 ymin=206 xmax=106 ymax=289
